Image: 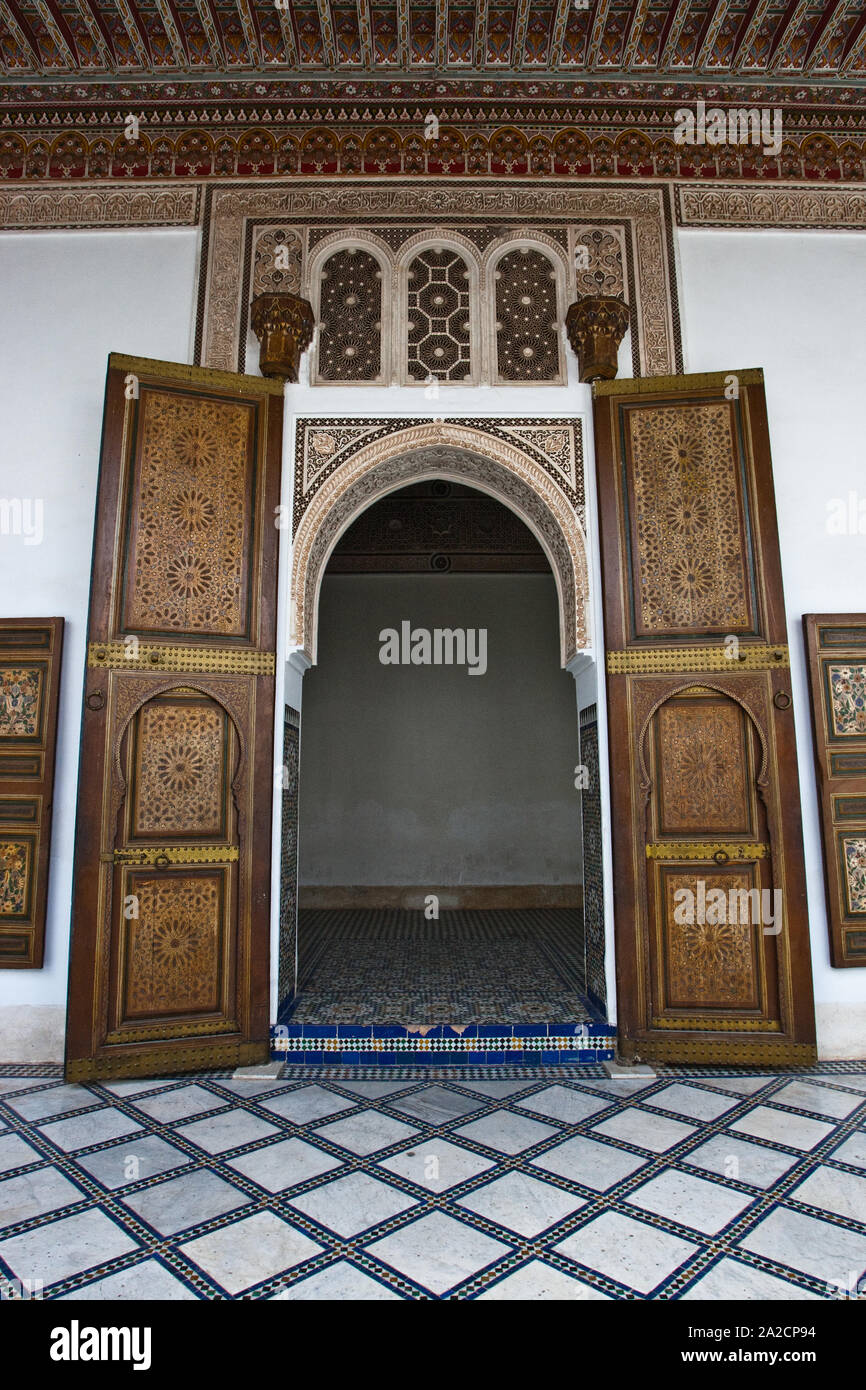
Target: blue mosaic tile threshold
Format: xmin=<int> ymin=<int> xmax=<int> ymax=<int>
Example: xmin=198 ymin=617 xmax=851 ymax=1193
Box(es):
xmin=271 ymin=1021 xmax=615 ymax=1066
xmin=275 ymin=908 xmax=612 ymax=1063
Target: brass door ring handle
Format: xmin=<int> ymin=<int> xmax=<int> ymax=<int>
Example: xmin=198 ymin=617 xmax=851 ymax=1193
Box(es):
xmin=714 ymin=850 xmax=729 ymax=865
xmin=85 ymin=691 xmax=105 ymax=711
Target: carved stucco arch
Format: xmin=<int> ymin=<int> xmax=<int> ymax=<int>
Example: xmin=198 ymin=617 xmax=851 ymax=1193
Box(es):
xmin=289 ymin=421 xmax=590 ymax=667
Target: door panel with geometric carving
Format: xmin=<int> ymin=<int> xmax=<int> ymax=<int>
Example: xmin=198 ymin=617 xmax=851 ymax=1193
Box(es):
xmin=594 ymin=370 xmax=816 ymax=1064
xmin=66 ymin=355 xmax=283 ymax=1081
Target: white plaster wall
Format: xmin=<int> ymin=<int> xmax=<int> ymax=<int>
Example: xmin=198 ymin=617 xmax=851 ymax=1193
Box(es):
xmin=677 ymin=228 xmax=866 ymax=1058
xmin=0 ymin=228 xmax=199 ymax=1060
xmin=297 ymin=572 xmax=583 ymax=888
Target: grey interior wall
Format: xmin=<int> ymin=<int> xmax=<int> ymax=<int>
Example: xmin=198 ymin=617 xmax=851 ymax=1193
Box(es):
xmin=298 ymin=573 xmax=583 ymax=887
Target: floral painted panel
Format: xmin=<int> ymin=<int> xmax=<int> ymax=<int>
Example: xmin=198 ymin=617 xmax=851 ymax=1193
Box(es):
xmin=0 ymin=839 xmax=31 ymax=916
xmin=0 ymin=666 xmax=42 ymax=739
xmin=828 ymin=663 xmax=866 ymax=738
xmin=843 ymin=837 xmax=866 ymax=916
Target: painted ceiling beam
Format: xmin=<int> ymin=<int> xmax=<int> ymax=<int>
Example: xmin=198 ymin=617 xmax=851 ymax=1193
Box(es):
xmin=435 ymin=0 xmax=448 ymax=70
xmin=396 ymin=0 xmax=410 ymax=68
xmin=547 ymin=0 xmax=570 ymax=69
xmin=314 ymin=0 xmax=337 ymax=66
xmin=622 ymin=0 xmax=650 ymax=71
xmin=512 ymin=0 xmax=532 ymax=70
xmin=235 ymin=0 xmax=262 ymax=66
xmin=275 ymin=5 xmax=299 ymax=69
xmin=2 ymin=0 xmax=45 ymax=70
xmin=587 ymin=0 xmax=612 ymax=68
xmin=193 ymin=0 xmax=225 ymax=67
xmin=839 ymin=4 xmax=866 ymax=72
xmin=801 ymin=0 xmax=845 ymax=72
xmin=473 ymin=0 xmax=489 ymax=69
xmin=153 ymin=0 xmax=190 ymax=68
xmin=764 ymin=0 xmax=811 ymax=70
xmin=115 ymin=0 xmax=153 ymax=67
xmin=694 ymin=0 xmax=731 ymax=70
xmin=37 ymin=0 xmax=80 ymax=65
xmin=75 ymin=0 xmax=117 ymax=69
xmin=657 ymin=0 xmax=691 ymax=68
xmin=729 ymin=0 xmax=771 ymax=68
xmin=356 ymin=0 xmax=373 ymax=68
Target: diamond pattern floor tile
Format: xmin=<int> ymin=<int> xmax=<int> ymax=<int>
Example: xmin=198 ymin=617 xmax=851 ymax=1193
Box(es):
xmin=771 ymin=1080 xmax=863 ymax=1120
xmin=260 ymin=1085 xmax=357 ymax=1125
xmin=74 ymin=1134 xmax=192 ymax=1190
xmin=680 ymin=1257 xmax=823 ymax=1302
xmin=0 ymin=1208 xmax=140 ymax=1287
xmin=456 ymin=1170 xmax=586 ymax=1237
xmin=313 ymin=1109 xmax=419 ymax=1156
xmin=128 ymin=1086 xmax=226 ymax=1125
xmin=175 ymin=1110 xmax=280 ymax=1155
xmin=1 ymin=1064 xmax=863 ymax=1301
xmin=625 ymin=1168 xmax=755 ymax=1235
xmin=531 ymin=1134 xmax=649 ymax=1191
xmin=648 ymin=1083 xmax=741 ymax=1123
xmin=180 ymin=1211 xmax=323 ymax=1295
xmin=730 ymin=1105 xmax=834 ymax=1152
xmin=378 ymin=1139 xmax=496 ymax=1192
xmin=682 ymin=1134 xmax=799 ymax=1190
xmin=366 ymin=1211 xmax=512 ymax=1295
xmin=592 ymin=1108 xmax=697 ymax=1153
xmin=57 ymin=1259 xmax=200 ymax=1301
xmin=516 ymin=1084 xmax=611 ymax=1125
xmin=37 ymin=1109 xmax=144 ymax=1154
xmin=454 ymin=1110 xmax=559 ymax=1155
xmin=7 ymin=1086 xmax=99 ymax=1122
xmin=0 ymin=1167 xmax=86 ymax=1229
xmin=737 ymin=1206 xmax=866 ymax=1285
xmin=388 ymin=1085 xmax=486 ymax=1125
xmin=787 ymin=1165 xmax=866 ymax=1222
xmin=476 ymin=1260 xmax=611 ymax=1300
xmin=829 ymin=1132 xmax=866 ymax=1170
xmin=120 ymin=1169 xmax=252 ymax=1237
xmin=226 ymin=1137 xmax=343 ymax=1193
xmin=555 ymin=1211 xmax=698 ymax=1295
xmin=272 ymin=1260 xmax=401 ymax=1300
xmin=288 ymin=1171 xmax=419 ymax=1237
xmin=0 ymin=1133 xmax=43 ymax=1174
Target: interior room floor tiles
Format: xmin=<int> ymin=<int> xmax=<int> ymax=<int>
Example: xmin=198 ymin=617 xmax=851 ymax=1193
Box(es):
xmin=1 ymin=1066 xmax=865 ymax=1301
xmin=290 ymin=909 xmax=591 ymax=1025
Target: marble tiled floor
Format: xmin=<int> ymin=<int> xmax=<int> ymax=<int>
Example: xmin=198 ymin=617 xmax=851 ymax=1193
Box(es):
xmin=0 ymin=1065 xmax=864 ymax=1301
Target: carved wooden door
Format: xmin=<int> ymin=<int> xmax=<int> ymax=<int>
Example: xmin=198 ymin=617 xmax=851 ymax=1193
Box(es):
xmin=593 ymin=369 xmax=816 ymax=1064
xmin=66 ymin=354 xmax=283 ymax=1082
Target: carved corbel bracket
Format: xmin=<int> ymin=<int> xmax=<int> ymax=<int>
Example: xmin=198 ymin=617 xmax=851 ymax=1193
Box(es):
xmin=250 ymin=292 xmax=315 ymax=383
xmin=565 ymin=295 xmax=630 ymax=383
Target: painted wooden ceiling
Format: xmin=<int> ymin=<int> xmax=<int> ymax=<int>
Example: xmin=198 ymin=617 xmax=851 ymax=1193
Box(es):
xmin=1 ymin=0 xmax=864 ymax=81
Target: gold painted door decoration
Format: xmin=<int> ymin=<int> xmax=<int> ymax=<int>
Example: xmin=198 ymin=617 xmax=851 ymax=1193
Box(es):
xmin=66 ymin=355 xmax=284 ymax=1081
xmin=594 ymin=370 xmax=816 ymax=1064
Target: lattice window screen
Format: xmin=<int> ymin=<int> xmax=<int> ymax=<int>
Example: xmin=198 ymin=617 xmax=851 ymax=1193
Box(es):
xmin=317 ymin=248 xmax=382 ymax=382
xmin=494 ymin=247 xmax=561 ymax=382
xmin=406 ymin=249 xmax=472 ymax=382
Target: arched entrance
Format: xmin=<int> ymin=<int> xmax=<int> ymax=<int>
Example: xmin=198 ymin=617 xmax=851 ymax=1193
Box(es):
xmin=278 ymin=422 xmax=616 ymax=1063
